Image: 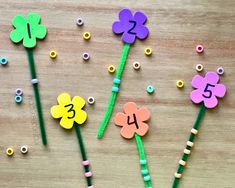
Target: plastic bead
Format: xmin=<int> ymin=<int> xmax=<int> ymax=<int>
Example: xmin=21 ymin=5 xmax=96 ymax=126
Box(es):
xmin=174 ymin=172 xmax=182 ymax=179
xmin=49 ymin=50 xmax=57 ymax=59
xmin=15 ymin=95 xmax=23 ymax=104
xmin=133 ymin=61 xmax=141 ymax=70
xmin=196 ymin=44 xmax=204 ymax=53
xmin=82 ymin=52 xmax=90 ymax=61
xmin=84 ymin=171 xmax=93 ymax=177
xmin=179 ymin=159 xmax=186 ymax=166
xmin=191 ymin=128 xmax=198 ymax=135
xmin=112 ymin=86 xmax=119 ymax=93
xmin=31 ymin=79 xmax=39 ymax=84
xmin=15 ymin=88 xmax=23 ymax=96
xmin=0 ymin=57 xmax=8 ymax=65
xmin=20 ymin=145 xmax=28 ymax=154
xmin=113 ymin=78 xmax=121 ymax=84
xmin=187 ymin=141 xmax=194 ymax=147
xmin=83 ymin=32 xmax=91 ymax=40
xmin=141 ymin=169 xmax=149 ymax=175
xmin=87 ymin=97 xmax=95 ymax=105
xmin=217 ymin=67 xmax=224 ymax=75
xmin=76 ymin=18 xmax=84 ymax=26
xmin=6 ymin=148 xmax=14 ymax=156
xmin=184 ymin=149 xmax=191 ymax=155
xmin=144 ymin=48 xmax=152 ymax=56
xmin=108 ymin=65 xmax=116 ymax=73
xmin=143 ymin=175 xmax=151 ymax=181
xmin=176 ymin=80 xmax=184 ymax=88
xmin=88 ymin=186 xmax=94 ymax=188
xmin=196 ymin=64 xmax=203 ymax=72
xmin=146 ymin=85 xmax=154 ymax=94
xmin=82 ymin=160 xmax=90 ymax=166
xmin=140 ymin=159 xmax=147 ymax=165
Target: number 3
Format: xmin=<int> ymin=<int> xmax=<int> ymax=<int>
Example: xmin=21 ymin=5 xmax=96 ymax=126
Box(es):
xmin=64 ymin=104 xmax=75 ymax=119
xmin=202 ymin=83 xmax=215 ymax=99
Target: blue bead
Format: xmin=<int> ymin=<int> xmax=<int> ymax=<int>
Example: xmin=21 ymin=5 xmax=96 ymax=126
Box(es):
xmin=0 ymin=57 xmax=8 ymax=65
xmin=141 ymin=169 xmax=149 ymax=175
xmin=140 ymin=160 xmax=147 ymax=165
xmin=15 ymin=95 xmax=23 ymax=104
xmin=112 ymin=86 xmax=119 ymax=93
xmin=144 ymin=175 xmax=151 ymax=181
xmin=146 ymin=85 xmax=154 ymax=94
xmin=113 ymin=78 xmax=121 ymax=84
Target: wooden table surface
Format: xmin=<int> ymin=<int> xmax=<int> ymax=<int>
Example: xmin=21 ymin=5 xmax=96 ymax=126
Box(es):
xmin=0 ymin=0 xmax=234 ymax=188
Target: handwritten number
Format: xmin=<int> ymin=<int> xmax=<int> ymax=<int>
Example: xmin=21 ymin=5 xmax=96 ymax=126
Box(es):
xmin=64 ymin=104 xmax=75 ymax=119
xmin=127 ymin=20 xmax=137 ymax=35
xmin=27 ymin=23 xmax=32 ymax=39
xmin=202 ymin=83 xmax=215 ymax=98
xmin=127 ymin=113 xmax=139 ymax=129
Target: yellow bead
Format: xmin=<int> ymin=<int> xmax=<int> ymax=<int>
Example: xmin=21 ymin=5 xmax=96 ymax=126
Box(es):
xmin=144 ymin=48 xmax=152 ymax=56
xmin=83 ymin=32 xmax=91 ymax=40
xmin=49 ymin=50 xmax=57 ymax=59
xmin=176 ymin=80 xmax=184 ymax=88
xmin=108 ymin=65 xmax=116 ymax=73
xmin=6 ymin=148 xmax=14 ymax=156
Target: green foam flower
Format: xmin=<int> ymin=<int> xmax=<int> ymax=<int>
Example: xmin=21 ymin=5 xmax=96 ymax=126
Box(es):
xmin=10 ymin=13 xmax=47 ymax=48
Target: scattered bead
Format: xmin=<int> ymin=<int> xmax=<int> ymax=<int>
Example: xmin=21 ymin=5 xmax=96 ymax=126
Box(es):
xmin=187 ymin=141 xmax=194 ymax=147
xmin=112 ymin=86 xmax=119 ymax=93
xmin=76 ymin=18 xmax=84 ymax=26
xmin=15 ymin=95 xmax=23 ymax=104
xmin=6 ymin=148 xmax=14 ymax=156
xmin=49 ymin=50 xmax=57 ymax=59
xmin=184 ymin=149 xmax=191 ymax=155
xmin=174 ymin=172 xmax=182 ymax=179
xmin=179 ymin=159 xmax=186 ymax=166
xmin=88 ymin=186 xmax=94 ymax=188
xmin=196 ymin=44 xmax=204 ymax=53
xmin=31 ymin=78 xmax=39 ymax=85
xmin=144 ymin=48 xmax=152 ymax=56
xmin=0 ymin=57 xmax=8 ymax=65
xmin=87 ymin=97 xmax=95 ymax=105
xmin=84 ymin=171 xmax=93 ymax=177
xmin=217 ymin=67 xmax=224 ymax=75
xmin=113 ymin=78 xmax=121 ymax=84
xmin=140 ymin=159 xmax=147 ymax=165
xmin=82 ymin=160 xmax=90 ymax=166
xmin=83 ymin=32 xmax=91 ymax=40
xmin=143 ymin=175 xmax=151 ymax=181
xmin=15 ymin=88 xmax=23 ymax=96
xmin=191 ymin=128 xmax=198 ymax=135
xmin=196 ymin=64 xmax=203 ymax=72
xmin=176 ymin=80 xmax=184 ymax=88
xmin=141 ymin=169 xmax=149 ymax=175
xmin=82 ymin=52 xmax=90 ymax=61
xmin=108 ymin=65 xmax=116 ymax=73
xmin=20 ymin=145 xmax=28 ymax=154
xmin=146 ymin=85 xmax=155 ymax=94
xmin=133 ymin=61 xmax=141 ymax=70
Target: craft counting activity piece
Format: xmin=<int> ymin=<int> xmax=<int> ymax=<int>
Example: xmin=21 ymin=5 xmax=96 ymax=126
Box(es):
xmin=97 ymin=8 xmax=149 ymax=138
xmin=9 ymin=13 xmax=47 ymax=145
xmin=50 ymin=93 xmax=93 ymax=188
xmin=114 ymin=102 xmax=152 ymax=188
xmin=172 ymin=71 xmax=227 ymax=188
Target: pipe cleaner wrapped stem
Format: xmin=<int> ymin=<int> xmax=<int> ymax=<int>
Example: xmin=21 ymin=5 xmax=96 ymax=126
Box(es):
xmin=51 ymin=93 xmax=94 ymax=187
xmin=173 ymin=72 xmax=227 ymax=188
xmin=10 ymin=13 xmax=47 ymax=145
xmin=114 ymin=102 xmax=152 ymax=187
xmin=97 ymin=8 xmax=149 ymax=138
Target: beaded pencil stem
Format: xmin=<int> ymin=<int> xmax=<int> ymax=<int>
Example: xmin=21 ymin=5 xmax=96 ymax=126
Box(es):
xmin=135 ymin=134 xmax=152 ymax=188
xmin=27 ymin=48 xmax=47 ymax=145
xmin=97 ymin=43 xmax=131 ymax=138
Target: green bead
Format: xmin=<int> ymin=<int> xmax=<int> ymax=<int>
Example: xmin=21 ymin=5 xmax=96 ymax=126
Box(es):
xmin=146 ymin=85 xmax=154 ymax=94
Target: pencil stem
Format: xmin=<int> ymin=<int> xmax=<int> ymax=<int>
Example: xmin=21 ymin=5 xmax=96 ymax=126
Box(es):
xmin=97 ymin=43 xmax=131 ymax=139
xmin=26 ymin=48 xmax=47 ymax=145
xmin=172 ymin=104 xmax=206 ymax=188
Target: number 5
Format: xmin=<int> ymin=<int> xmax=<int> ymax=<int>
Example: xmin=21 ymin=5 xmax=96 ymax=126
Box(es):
xmin=202 ymin=83 xmax=215 ymax=99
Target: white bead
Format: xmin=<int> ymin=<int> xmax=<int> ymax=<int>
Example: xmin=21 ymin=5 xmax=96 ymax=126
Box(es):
xmin=184 ymin=149 xmax=191 ymax=155
xmin=187 ymin=141 xmax=194 ymax=147
xmin=179 ymin=159 xmax=186 ymax=166
xmin=196 ymin=64 xmax=203 ymax=72
xmin=191 ymin=128 xmax=198 ymax=135
xmin=174 ymin=172 xmax=182 ymax=178
xmin=31 ymin=79 xmax=39 ymax=84
xmin=20 ymin=145 xmax=28 ymax=154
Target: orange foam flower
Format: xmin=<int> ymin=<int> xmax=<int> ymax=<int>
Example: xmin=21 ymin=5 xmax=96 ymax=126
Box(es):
xmin=114 ymin=102 xmax=150 ymax=139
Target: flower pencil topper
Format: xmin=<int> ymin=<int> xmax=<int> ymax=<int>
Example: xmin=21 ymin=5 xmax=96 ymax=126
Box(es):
xmin=173 ymin=71 xmax=227 ymax=188
xmin=114 ymin=102 xmax=152 ymax=187
xmin=97 ymin=8 xmax=149 ymax=138
xmin=10 ymin=13 xmax=47 ymax=145
xmin=51 ymin=93 xmax=94 ymax=188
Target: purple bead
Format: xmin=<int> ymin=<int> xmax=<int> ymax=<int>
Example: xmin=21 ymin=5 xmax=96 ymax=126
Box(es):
xmin=112 ymin=8 xmax=149 ymax=44
xmin=15 ymin=88 xmax=23 ymax=96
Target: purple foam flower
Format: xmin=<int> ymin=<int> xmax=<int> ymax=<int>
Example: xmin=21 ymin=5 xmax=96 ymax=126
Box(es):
xmin=190 ymin=71 xmax=227 ymax=108
xmin=112 ymin=8 xmax=149 ymax=44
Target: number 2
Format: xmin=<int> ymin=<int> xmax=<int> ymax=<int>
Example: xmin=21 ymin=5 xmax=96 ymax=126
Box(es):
xmin=127 ymin=20 xmax=137 ymax=35
xmin=202 ymin=83 xmax=215 ymax=98
xmin=64 ymin=104 xmax=75 ymax=119
xmin=127 ymin=113 xmax=139 ymax=129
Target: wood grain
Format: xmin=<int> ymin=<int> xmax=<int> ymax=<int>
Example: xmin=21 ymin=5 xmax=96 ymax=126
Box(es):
xmin=0 ymin=0 xmax=235 ymax=188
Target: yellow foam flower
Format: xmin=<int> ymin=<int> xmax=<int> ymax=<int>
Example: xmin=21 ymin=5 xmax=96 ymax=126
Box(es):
xmin=50 ymin=93 xmax=87 ymax=129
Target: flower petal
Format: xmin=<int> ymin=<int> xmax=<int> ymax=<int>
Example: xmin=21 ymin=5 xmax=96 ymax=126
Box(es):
xmin=27 ymin=13 xmax=41 ymax=26
xmin=121 ymin=31 xmax=136 ymax=44
xmin=190 ymin=89 xmax=204 ymax=104
xmin=119 ymin=8 xmax=133 ymax=21
xmin=120 ymin=124 xmax=135 ymax=139
xmin=135 ymin=25 xmax=149 ymax=40
xmin=35 ymin=25 xmax=47 ymax=39
xmin=134 ymin=11 xmax=147 ymax=24
xmin=114 ymin=112 xmax=127 ymax=127
xmin=205 ymin=71 xmax=220 ymax=84
xmin=123 ymin=102 xmax=138 ymax=115
xmin=72 ymin=96 xmax=86 ymax=109
xmin=203 ymin=95 xmax=218 ymax=108
xmin=135 ymin=122 xmax=149 ymax=137
xmin=191 ymin=75 xmax=205 ymax=89
xmin=112 ymin=21 xmax=126 ymax=34
xmin=57 ymin=93 xmax=72 ymax=106
xmin=60 ymin=116 xmax=74 ymax=129
xmin=23 ymin=35 xmax=36 ymax=48
xmin=136 ymin=107 xmax=151 ymax=122
xmin=50 ymin=105 xmax=64 ymax=119
xmin=10 ymin=29 xmax=25 ymax=43
xmin=74 ymin=110 xmax=87 ymax=125
xmin=213 ymin=83 xmax=227 ymax=98
xmin=12 ymin=15 xmax=26 ymax=28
